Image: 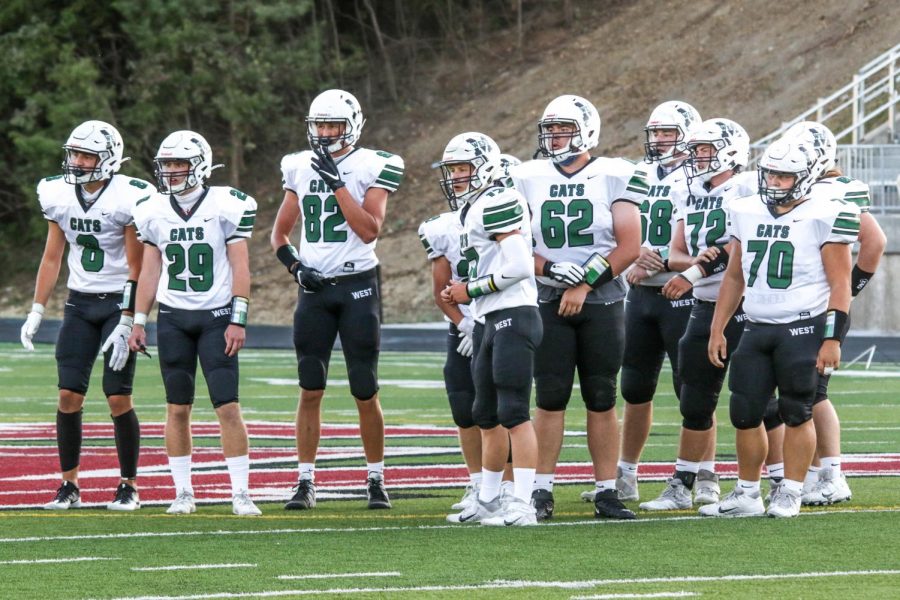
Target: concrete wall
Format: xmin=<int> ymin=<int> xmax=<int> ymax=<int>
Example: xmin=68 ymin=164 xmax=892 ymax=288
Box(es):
xmin=847 ymin=213 xmax=900 ymax=334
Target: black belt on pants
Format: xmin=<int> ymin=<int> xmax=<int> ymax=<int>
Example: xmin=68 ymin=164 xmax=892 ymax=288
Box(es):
xmin=69 ymin=289 xmax=121 ymax=300
xmin=321 ymin=267 xmax=377 ymax=285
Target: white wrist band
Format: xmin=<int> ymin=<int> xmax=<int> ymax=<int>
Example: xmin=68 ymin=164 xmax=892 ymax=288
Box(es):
xmin=31 ymin=303 xmax=45 ymax=314
xmin=134 ymin=312 xmax=148 ymax=326
xmin=680 ymin=264 xmax=704 ymax=285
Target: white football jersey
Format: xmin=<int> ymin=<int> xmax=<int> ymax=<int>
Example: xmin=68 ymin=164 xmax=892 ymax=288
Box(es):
xmin=728 ymin=195 xmax=860 ymax=323
xmin=133 ymin=186 xmax=257 ymax=310
xmin=281 ymin=147 xmax=404 ymax=277
xmin=637 ymin=162 xmax=689 ymax=286
xmin=677 ymin=170 xmax=757 ymax=302
xmin=460 ymin=186 xmax=537 ymax=319
xmin=511 ymin=157 xmax=647 ymax=302
xmin=418 ymin=210 xmax=472 ymax=320
xmin=809 ymin=175 xmax=870 ymax=213
xmin=38 ymin=174 xmax=153 ymax=293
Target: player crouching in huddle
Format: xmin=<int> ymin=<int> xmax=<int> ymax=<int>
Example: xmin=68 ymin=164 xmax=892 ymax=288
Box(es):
xmin=441 ymin=132 xmax=543 ymax=526
xmin=704 ymin=139 xmax=858 ymax=518
xmin=129 ymin=131 xmax=262 ymax=516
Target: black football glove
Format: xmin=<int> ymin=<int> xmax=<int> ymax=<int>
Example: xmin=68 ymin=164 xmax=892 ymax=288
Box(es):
xmin=311 ymin=144 xmax=346 ymax=191
xmin=290 ymin=262 xmax=326 ymax=292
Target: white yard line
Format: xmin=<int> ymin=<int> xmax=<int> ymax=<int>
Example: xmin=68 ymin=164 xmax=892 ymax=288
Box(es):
xmin=571 ymin=594 xmax=699 ymax=600
xmin=131 ymin=564 xmax=256 ymax=572
xmin=0 ymin=556 xmax=118 ymax=565
xmin=276 ymin=572 xmax=401 ymax=580
xmin=4 ymin=507 xmax=900 ymax=544
xmin=92 ymin=569 xmax=900 ymax=600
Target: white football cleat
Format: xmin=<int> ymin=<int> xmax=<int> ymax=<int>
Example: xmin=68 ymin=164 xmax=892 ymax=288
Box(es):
xmin=166 ymin=491 xmax=197 ymax=515
xmin=639 ymin=478 xmax=692 ymax=511
xmin=232 ymin=491 xmax=262 ymax=516
xmin=802 ymin=467 xmax=852 ymax=506
xmin=451 ymin=484 xmax=479 ymax=511
xmin=698 ymin=486 xmax=765 ymax=517
xmin=499 ymin=481 xmax=515 ymax=510
xmin=481 ymin=498 xmax=538 ymax=527
xmin=767 ymin=487 xmax=801 ymax=518
xmin=693 ymin=469 xmax=720 ymax=505
xmin=447 ymin=495 xmax=502 ymax=524
xmin=616 ymin=467 xmax=639 ymax=501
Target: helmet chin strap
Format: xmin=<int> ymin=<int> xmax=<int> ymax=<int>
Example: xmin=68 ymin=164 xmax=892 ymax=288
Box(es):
xmin=557 ymin=153 xmax=579 ymax=167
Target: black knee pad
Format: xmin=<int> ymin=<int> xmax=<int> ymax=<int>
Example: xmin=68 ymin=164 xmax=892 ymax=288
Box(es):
xmin=763 ymin=396 xmax=783 ymax=431
xmin=535 ymin=375 xmax=570 ymax=412
xmin=779 ymin=393 xmax=813 ymax=427
xmin=206 ymin=368 xmax=239 ymax=408
xmin=58 ymin=367 xmax=89 ymax=396
xmin=680 ymin=384 xmax=717 ymax=431
xmin=581 ymin=373 xmax=617 ymax=412
xmin=496 ymin=388 xmax=531 ymax=429
xmin=347 ymin=363 xmax=378 ymax=400
xmin=102 ymin=355 xmax=136 ymax=397
xmin=729 ymin=391 xmax=765 ymax=430
xmin=621 ymin=366 xmax=656 ymax=405
xmin=298 ymin=356 xmax=327 ymax=391
xmin=164 ymin=371 xmax=195 ymax=405
xmin=448 ymin=391 xmax=476 ymax=429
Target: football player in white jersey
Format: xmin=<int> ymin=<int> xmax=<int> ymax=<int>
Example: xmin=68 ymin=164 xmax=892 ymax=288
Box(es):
xmin=639 ymin=119 xmax=756 ymax=512
xmin=22 ymin=120 xmax=147 ymax=511
xmin=614 ymin=101 xmax=701 ymax=504
xmin=511 ymin=95 xmax=644 ymax=521
xmin=774 ymin=122 xmax=886 ymax=506
xmin=128 ymin=131 xmax=261 ymax=516
xmin=704 ymin=139 xmax=859 ymax=518
xmin=271 ymin=89 xmax=404 ymax=511
xmin=441 ymin=132 xmax=542 ymax=526
xmin=418 ymin=180 xmax=481 ymax=511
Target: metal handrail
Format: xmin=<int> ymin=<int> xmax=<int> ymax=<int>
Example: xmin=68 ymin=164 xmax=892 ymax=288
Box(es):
xmin=753 ymin=43 xmax=900 ymax=147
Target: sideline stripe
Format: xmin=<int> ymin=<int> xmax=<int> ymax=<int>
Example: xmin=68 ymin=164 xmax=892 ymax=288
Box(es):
xmin=4 ymin=507 xmax=900 ymax=543
xmin=93 ymin=569 xmax=900 ymax=600
xmin=132 ymin=564 xmax=256 ymax=572
xmin=277 ymin=572 xmax=401 ymax=580
xmin=0 ymin=556 xmax=119 ymax=565
xmin=571 ymin=594 xmax=698 ymax=600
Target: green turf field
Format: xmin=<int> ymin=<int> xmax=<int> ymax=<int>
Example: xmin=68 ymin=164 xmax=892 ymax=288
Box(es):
xmin=0 ymin=343 xmax=898 ymax=599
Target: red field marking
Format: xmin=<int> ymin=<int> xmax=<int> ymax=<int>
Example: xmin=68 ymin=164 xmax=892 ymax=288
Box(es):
xmin=0 ymin=423 xmax=455 ymax=441
xmin=0 ymin=422 xmax=897 ymax=509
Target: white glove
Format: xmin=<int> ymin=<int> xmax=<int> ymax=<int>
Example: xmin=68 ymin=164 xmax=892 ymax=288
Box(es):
xmin=548 ymin=261 xmax=586 ymax=287
xmin=101 ymin=315 xmax=134 ymax=371
xmin=20 ymin=303 xmax=44 ymax=351
xmin=457 ymin=316 xmax=475 ymax=338
xmin=456 ymin=331 xmax=474 ymax=358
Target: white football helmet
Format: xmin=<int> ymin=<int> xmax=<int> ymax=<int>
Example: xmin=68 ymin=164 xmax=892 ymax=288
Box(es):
xmin=758 ymin=139 xmax=820 ymax=206
xmin=644 ymin=101 xmax=702 ymax=165
xmin=438 ymin=132 xmax=501 ymax=211
xmin=495 ymin=153 xmax=522 ymax=188
xmin=62 ymin=120 xmax=125 ymax=185
xmin=306 ymin=89 xmax=366 ymax=153
xmin=784 ymin=121 xmax=836 ymax=175
xmin=684 ymin=118 xmax=749 ymax=184
xmin=154 ymin=130 xmax=216 ymax=194
xmin=537 ymin=94 xmax=601 ymax=163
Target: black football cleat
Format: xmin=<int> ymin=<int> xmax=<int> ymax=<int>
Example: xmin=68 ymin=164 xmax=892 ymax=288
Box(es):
xmin=366 ymin=477 xmax=392 ymax=509
xmin=285 ymin=478 xmax=316 ymax=510
xmin=594 ymin=488 xmax=636 ymax=520
xmin=531 ymin=488 xmax=555 ymax=521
